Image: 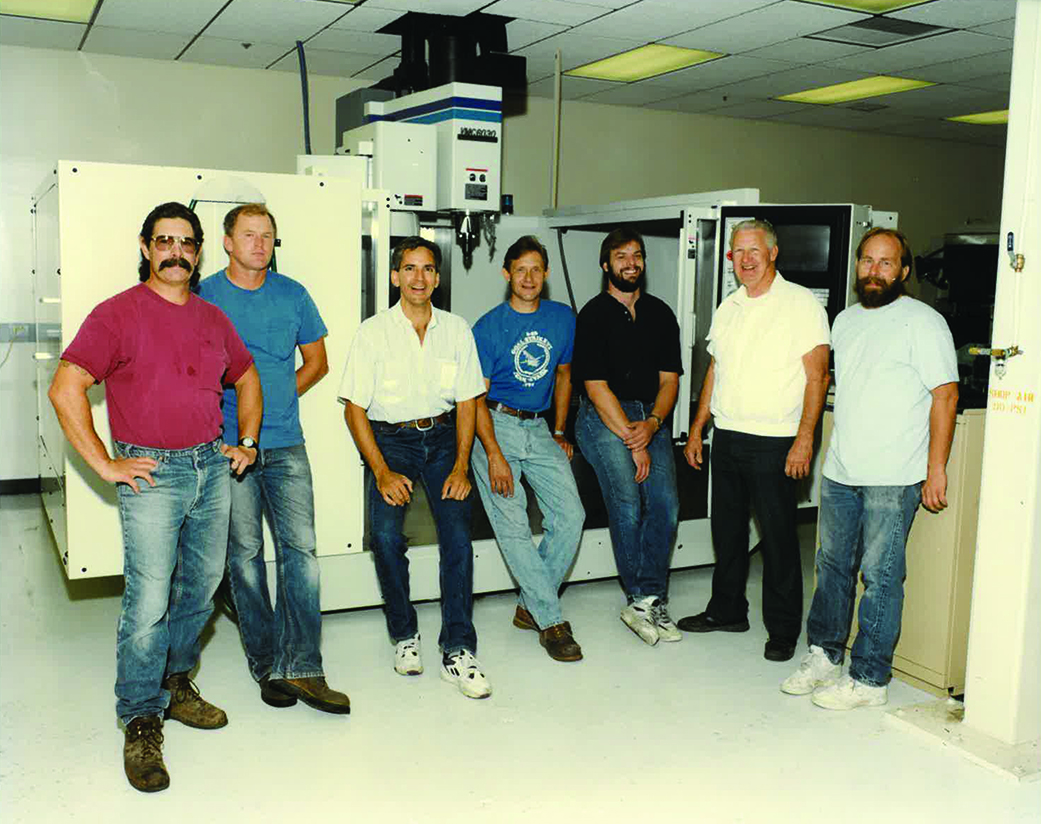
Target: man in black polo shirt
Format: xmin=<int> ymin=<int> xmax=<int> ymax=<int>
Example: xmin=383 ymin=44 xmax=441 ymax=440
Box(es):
xmin=573 ymin=227 xmax=683 ymax=646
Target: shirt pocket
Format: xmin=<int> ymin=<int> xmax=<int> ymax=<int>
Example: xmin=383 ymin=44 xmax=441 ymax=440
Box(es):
xmin=379 ymin=361 xmax=409 ymax=405
xmin=258 ymin=320 xmax=297 ymax=361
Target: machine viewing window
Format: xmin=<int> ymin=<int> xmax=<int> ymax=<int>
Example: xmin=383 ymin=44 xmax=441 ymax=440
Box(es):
xmin=775 ymin=224 xmax=832 ymax=273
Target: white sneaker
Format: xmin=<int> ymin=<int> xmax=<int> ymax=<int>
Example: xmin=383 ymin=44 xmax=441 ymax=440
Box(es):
xmin=650 ymin=599 xmax=682 ymax=643
xmin=621 ymin=596 xmax=660 ymax=646
xmin=440 ymin=649 xmax=491 ymax=699
xmin=394 ymin=634 xmax=423 ymax=676
xmin=781 ymin=645 xmax=841 ymax=695
xmin=812 ymin=674 xmax=888 ymax=710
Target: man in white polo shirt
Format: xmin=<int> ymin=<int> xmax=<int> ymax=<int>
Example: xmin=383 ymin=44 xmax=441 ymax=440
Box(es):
xmin=679 ymin=219 xmax=830 ymax=663
xmin=339 ymin=236 xmax=490 ymax=699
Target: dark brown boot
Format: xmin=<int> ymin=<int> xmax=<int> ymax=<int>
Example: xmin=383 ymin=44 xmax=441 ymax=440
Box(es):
xmin=123 ymin=716 xmax=169 ymax=793
xmin=162 ymin=672 xmax=228 ymax=729
xmin=268 ymin=676 xmax=351 ymax=715
xmin=539 ymin=622 xmax=583 ymax=662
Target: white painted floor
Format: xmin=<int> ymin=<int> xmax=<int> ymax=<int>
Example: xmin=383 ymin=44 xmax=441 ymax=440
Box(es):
xmin=2 ymin=493 xmax=1037 ymax=823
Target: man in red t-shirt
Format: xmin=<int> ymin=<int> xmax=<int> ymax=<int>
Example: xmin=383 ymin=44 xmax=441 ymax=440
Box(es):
xmin=48 ymin=202 xmax=262 ymax=794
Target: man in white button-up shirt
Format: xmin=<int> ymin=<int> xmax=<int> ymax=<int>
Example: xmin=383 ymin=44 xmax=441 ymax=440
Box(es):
xmin=339 ymin=237 xmax=491 ymax=699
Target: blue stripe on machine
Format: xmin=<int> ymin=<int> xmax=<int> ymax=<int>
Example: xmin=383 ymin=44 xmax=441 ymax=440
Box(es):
xmin=369 ymin=109 xmax=502 ymax=125
xmin=367 ymin=95 xmax=502 ymax=123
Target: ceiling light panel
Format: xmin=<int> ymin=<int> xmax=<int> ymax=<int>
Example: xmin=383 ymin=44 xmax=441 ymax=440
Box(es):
xmin=663 ymin=1 xmax=870 ymax=55
xmin=483 ymin=0 xmax=609 ymax=27
xmin=94 ymin=0 xmax=227 ymax=35
xmin=0 ymin=0 xmax=95 ymax=22
xmin=947 ymin=109 xmax=1008 ymax=125
xmin=888 ymin=0 xmax=1018 ymax=28
xmin=567 ymin=44 xmax=725 ymax=82
xmin=777 ymin=75 xmax=935 ymax=103
xmin=797 ymin=0 xmax=930 ymax=12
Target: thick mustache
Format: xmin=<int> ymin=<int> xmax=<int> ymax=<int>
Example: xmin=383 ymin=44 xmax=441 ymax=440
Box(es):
xmin=159 ymin=257 xmax=193 ymax=272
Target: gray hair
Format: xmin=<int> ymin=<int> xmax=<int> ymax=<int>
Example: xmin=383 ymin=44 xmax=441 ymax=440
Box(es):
xmin=729 ymin=218 xmax=777 ymax=249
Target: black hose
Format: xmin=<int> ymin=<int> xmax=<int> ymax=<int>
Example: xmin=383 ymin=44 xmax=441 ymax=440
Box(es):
xmin=296 ymin=41 xmax=312 ymax=155
xmin=555 ymin=228 xmax=578 ymax=314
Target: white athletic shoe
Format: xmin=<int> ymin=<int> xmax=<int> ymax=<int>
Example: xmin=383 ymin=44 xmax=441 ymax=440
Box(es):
xmin=781 ymin=645 xmax=841 ymax=695
xmin=394 ymin=634 xmax=423 ymax=676
xmin=440 ymin=649 xmax=492 ymax=699
xmin=651 ymin=599 xmax=682 ymax=643
xmin=621 ymin=596 xmax=660 ymax=646
xmin=812 ymin=674 xmax=888 ymax=710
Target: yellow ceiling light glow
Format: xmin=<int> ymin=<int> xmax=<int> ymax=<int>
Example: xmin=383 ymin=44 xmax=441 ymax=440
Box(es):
xmin=567 ymin=44 xmax=725 ymax=83
xmin=800 ymin=0 xmax=931 ymax=11
xmin=0 ymin=0 xmax=96 ymax=23
xmin=947 ymin=109 xmax=1009 ymax=125
xmin=777 ymin=75 xmax=935 ymax=104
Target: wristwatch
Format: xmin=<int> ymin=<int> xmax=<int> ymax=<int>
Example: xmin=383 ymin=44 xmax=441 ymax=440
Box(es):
xmin=553 ymin=430 xmax=566 ymax=437
xmin=238 ymin=436 xmax=258 ymax=449
xmin=648 ymin=414 xmax=664 ymax=430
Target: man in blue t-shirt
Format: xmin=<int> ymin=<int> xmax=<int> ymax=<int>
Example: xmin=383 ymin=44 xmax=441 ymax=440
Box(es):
xmin=472 ymin=235 xmax=586 ymax=662
xmin=197 ymin=204 xmax=349 ymax=714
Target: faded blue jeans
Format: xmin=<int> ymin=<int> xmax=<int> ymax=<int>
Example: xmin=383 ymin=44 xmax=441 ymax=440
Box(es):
xmin=368 ymin=419 xmax=477 ymax=655
xmin=113 ymin=438 xmax=229 ymax=724
xmin=226 ymin=444 xmax=323 ymax=682
xmin=807 ymin=476 xmax=923 ymax=687
xmin=575 ymin=397 xmax=678 ymax=601
xmin=472 ymin=410 xmax=585 ymax=629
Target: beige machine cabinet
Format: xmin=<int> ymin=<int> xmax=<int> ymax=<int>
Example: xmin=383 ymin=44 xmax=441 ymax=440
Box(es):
xmin=32 ymin=160 xmax=365 ymax=580
xmin=817 ymin=408 xmax=986 ymax=696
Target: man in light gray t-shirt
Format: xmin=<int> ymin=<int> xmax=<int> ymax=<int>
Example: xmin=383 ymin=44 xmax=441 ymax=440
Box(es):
xmin=781 ymin=227 xmax=959 ymax=711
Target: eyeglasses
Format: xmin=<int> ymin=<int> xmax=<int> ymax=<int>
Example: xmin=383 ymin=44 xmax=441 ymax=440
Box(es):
xmin=152 ymin=235 xmax=199 ymax=253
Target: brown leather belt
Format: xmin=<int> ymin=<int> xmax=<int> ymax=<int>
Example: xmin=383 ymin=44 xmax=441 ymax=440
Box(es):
xmin=489 ymin=401 xmax=538 ymax=420
xmin=376 ymin=412 xmax=453 ymax=431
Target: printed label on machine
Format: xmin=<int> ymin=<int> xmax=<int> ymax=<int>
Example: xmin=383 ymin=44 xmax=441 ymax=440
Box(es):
xmin=457 ymin=127 xmax=499 ymax=143
xmin=465 ymin=183 xmax=488 ymax=201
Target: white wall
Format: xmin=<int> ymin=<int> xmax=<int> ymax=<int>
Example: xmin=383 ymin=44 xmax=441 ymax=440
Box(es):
xmin=0 ymin=44 xmax=1007 ymax=480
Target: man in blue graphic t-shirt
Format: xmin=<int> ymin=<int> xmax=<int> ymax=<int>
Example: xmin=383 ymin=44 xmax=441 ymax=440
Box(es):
xmin=197 ymin=204 xmax=350 ymax=714
xmin=472 ymin=235 xmax=586 ymax=662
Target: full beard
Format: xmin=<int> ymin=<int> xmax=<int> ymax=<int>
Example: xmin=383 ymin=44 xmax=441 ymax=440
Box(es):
xmin=855 ymin=275 xmax=905 ymax=308
xmin=608 ymin=268 xmax=644 ymax=294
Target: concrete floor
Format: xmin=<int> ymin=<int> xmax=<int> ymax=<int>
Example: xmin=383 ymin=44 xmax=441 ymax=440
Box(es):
xmin=1 ymin=493 xmax=1037 ymax=823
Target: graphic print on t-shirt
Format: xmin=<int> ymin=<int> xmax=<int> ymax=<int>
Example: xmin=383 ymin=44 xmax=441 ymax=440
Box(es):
xmin=512 ymin=331 xmax=553 ymax=388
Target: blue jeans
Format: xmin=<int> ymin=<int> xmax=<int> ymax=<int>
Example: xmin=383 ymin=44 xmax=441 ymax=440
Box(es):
xmin=227 ymin=444 xmax=323 ymax=682
xmin=113 ymin=438 xmax=229 ymax=724
xmin=472 ymin=411 xmax=585 ymax=629
xmin=807 ymin=477 xmax=923 ymax=687
xmin=368 ymin=419 xmax=477 ymax=654
xmin=574 ymin=398 xmax=679 ymax=600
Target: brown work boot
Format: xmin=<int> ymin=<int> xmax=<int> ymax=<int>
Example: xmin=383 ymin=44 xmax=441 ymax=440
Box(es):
xmin=162 ymin=672 xmax=228 ymax=729
xmin=513 ymin=605 xmax=539 ymax=631
xmin=123 ymin=716 xmax=169 ymax=793
xmin=539 ymin=622 xmax=583 ymax=662
xmin=268 ymin=676 xmax=351 ymax=715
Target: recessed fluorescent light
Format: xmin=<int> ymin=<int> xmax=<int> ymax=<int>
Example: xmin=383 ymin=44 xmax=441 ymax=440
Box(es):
xmin=947 ymin=109 xmax=1009 ymax=125
xmin=798 ymin=0 xmax=932 ymax=12
xmin=0 ymin=0 xmax=96 ymax=23
xmin=777 ymin=75 xmax=935 ymax=104
xmin=567 ymin=45 xmax=724 ymax=83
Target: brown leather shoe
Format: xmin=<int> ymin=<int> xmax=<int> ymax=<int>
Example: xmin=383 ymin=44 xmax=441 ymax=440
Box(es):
xmin=513 ymin=605 xmax=539 ymax=631
xmin=268 ymin=676 xmax=351 ymax=715
xmin=123 ymin=716 xmax=169 ymax=793
xmin=162 ymin=672 xmax=228 ymax=729
xmin=259 ymin=674 xmax=297 ymax=708
xmin=539 ymin=622 xmax=583 ymax=662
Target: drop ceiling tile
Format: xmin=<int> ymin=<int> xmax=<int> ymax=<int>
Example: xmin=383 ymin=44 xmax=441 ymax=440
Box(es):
xmin=872 ymin=84 xmax=1009 ymax=118
xmin=970 ymin=18 xmax=1015 ymax=40
xmin=637 ymin=0 xmax=780 ymax=28
xmin=351 ymin=54 xmax=397 ymax=81
xmin=0 ymin=14 xmax=84 ymax=48
xmin=641 ymin=55 xmax=795 ymax=91
xmin=887 ymin=0 xmax=1018 ymax=29
xmin=709 ymin=98 xmax=811 ymax=119
xmin=526 ymin=74 xmax=621 ymax=99
xmin=93 ymin=0 xmax=227 ymax=36
xmin=567 ymin=0 xmax=638 ymax=6
xmin=578 ymin=82 xmax=691 ymax=107
xmin=483 ymin=0 xmax=609 ymax=27
xmin=769 ymin=105 xmax=896 ymax=130
xmin=645 ymin=89 xmax=755 ymax=114
xmin=522 ymin=55 xmax=559 ymax=82
xmin=742 ymin=36 xmax=871 ymax=65
xmin=902 ymin=50 xmax=1013 ymax=84
xmin=330 ymin=5 xmax=406 ymax=32
xmin=516 ymin=32 xmax=642 ymax=69
xmin=663 ymin=1 xmax=870 ymax=54
xmin=307 ymin=27 xmax=400 ymax=56
xmin=825 ymin=30 xmax=1010 ymax=74
xmin=269 ymin=47 xmax=383 ymax=77
xmin=81 ymin=25 xmax=190 ymax=59
xmin=366 ymin=0 xmax=489 ymax=14
xmin=878 ymin=118 xmax=1007 ymax=146
xmin=569 ymin=3 xmax=702 ymax=41
xmin=205 ymin=0 xmax=347 ymax=47
xmin=180 ymin=35 xmax=291 ymax=69
xmin=716 ymin=64 xmax=870 ymax=98
xmin=507 ymin=19 xmax=569 ymax=51
xmin=960 ymin=72 xmax=1012 ymax=93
